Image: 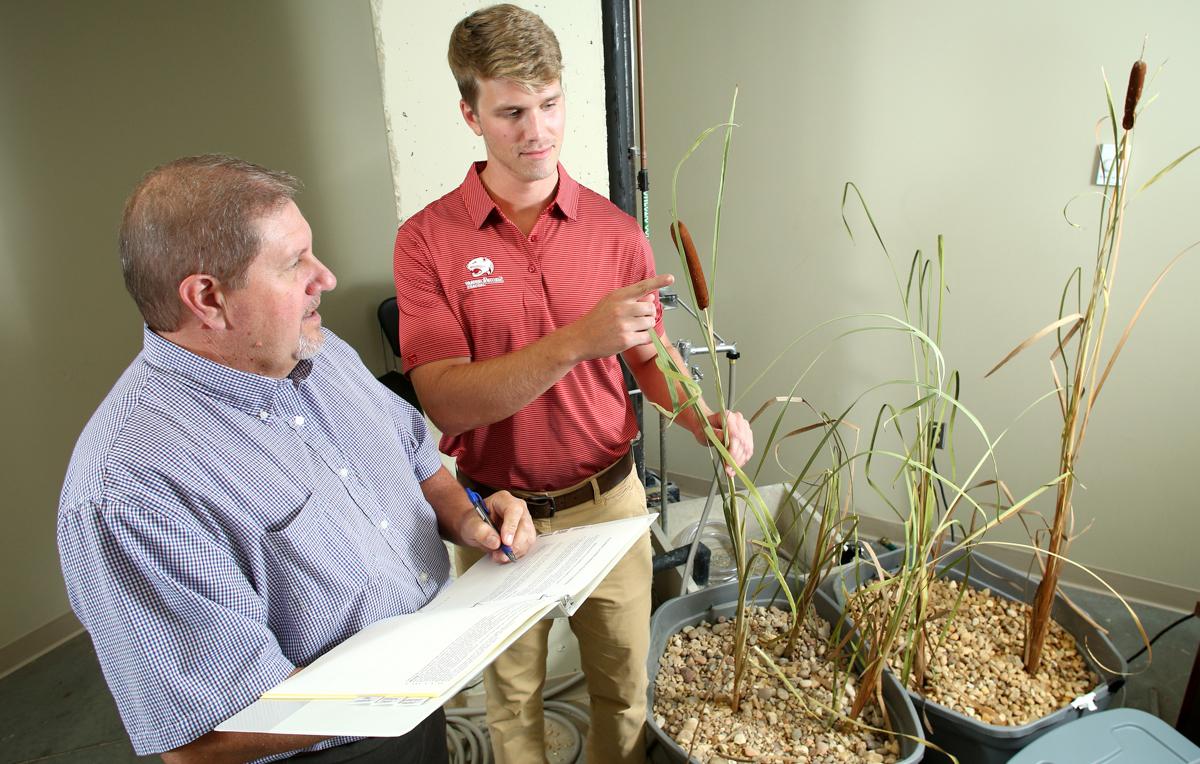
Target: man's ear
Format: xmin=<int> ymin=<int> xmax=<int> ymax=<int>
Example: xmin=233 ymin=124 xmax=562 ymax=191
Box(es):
xmin=460 ymin=99 xmax=484 ymax=137
xmin=178 ymin=274 xmax=230 ymax=329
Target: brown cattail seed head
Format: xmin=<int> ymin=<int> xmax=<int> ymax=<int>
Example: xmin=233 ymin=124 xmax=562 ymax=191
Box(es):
xmin=669 ymin=219 xmax=709 ymax=310
xmin=1122 ymin=59 xmax=1146 ymax=130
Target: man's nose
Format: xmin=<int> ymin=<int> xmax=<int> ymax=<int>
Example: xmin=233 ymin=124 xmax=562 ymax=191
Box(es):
xmin=522 ymin=110 xmax=546 ymax=141
xmin=310 ymin=256 xmax=337 ymax=292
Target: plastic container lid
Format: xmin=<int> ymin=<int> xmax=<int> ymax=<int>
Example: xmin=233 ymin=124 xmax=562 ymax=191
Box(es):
xmin=1007 ymin=708 xmax=1200 ymax=763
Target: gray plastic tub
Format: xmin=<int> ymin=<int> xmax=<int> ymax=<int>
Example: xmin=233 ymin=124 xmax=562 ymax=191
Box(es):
xmin=1007 ymin=708 xmax=1200 ymax=763
xmin=647 ymin=576 xmax=925 ymax=763
xmin=828 ymin=549 xmax=1126 ymax=764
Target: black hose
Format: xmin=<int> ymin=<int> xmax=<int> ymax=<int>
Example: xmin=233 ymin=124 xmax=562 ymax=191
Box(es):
xmin=1126 ymin=611 xmax=1196 ymax=664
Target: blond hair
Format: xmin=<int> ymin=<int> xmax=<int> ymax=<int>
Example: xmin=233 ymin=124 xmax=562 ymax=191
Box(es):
xmin=448 ymin=4 xmax=563 ymax=109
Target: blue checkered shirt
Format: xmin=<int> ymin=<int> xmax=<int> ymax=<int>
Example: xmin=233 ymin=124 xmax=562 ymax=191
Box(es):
xmin=58 ymin=327 xmax=450 ymax=759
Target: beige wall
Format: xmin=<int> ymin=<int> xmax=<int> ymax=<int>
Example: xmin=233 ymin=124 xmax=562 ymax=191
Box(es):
xmin=0 ymin=0 xmax=396 ymax=660
xmin=641 ymin=2 xmax=1199 ymax=592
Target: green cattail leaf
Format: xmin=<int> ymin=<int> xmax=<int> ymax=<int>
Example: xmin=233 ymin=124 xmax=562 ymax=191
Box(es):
xmin=1138 ymin=144 xmax=1200 ymax=193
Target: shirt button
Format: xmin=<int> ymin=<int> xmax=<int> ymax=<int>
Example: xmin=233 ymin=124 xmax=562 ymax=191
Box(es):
xmin=527 ymin=265 xmax=536 ymax=273
xmin=338 ymin=467 xmax=349 ymax=479
xmin=291 ymin=415 xmax=305 ymax=428
xmin=419 ymin=572 xmax=430 ymax=584
xmin=258 ymin=411 xmax=270 ymax=421
xmin=530 ymin=234 xmax=539 ymax=242
xmin=379 ymin=519 xmax=390 ymax=530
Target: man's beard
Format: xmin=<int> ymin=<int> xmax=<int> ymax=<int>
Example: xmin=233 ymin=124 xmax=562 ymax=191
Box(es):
xmin=296 ymin=329 xmax=325 ymax=361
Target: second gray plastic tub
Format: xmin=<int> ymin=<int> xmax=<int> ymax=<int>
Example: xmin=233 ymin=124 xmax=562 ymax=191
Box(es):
xmin=827 ymin=549 xmax=1126 ymax=764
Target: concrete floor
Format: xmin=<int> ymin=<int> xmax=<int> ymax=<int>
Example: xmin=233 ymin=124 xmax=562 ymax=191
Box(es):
xmin=1065 ymin=585 xmax=1198 ymax=726
xmin=1 ymin=585 xmax=1195 ymax=763
xmin=0 ymin=633 xmax=158 ymax=764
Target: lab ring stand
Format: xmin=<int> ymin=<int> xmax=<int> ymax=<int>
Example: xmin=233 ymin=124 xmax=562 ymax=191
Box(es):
xmin=655 ymin=289 xmax=740 ymax=597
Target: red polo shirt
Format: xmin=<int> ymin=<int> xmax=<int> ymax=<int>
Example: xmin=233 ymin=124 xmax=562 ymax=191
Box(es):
xmin=393 ymin=162 xmax=662 ymax=491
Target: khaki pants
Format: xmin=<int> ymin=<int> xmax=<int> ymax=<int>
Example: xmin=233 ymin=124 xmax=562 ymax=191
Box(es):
xmin=455 ymin=467 xmax=652 ymax=764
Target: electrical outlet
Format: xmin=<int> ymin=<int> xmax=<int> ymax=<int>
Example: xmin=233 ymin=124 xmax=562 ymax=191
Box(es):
xmin=1095 ymin=143 xmax=1117 ymax=186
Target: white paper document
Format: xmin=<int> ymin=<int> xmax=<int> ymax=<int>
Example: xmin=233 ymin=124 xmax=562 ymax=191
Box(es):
xmin=430 ymin=510 xmax=654 ymax=618
xmin=262 ymin=600 xmax=552 ymax=699
xmin=218 ymin=512 xmax=655 ymax=737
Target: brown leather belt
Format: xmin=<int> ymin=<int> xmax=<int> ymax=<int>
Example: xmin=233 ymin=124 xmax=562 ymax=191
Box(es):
xmin=457 ymin=450 xmax=633 ymax=519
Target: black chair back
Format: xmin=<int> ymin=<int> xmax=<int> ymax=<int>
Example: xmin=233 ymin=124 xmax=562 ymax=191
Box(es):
xmin=378 ymin=297 xmax=402 ymax=358
xmin=376 ymin=297 xmax=422 ymax=414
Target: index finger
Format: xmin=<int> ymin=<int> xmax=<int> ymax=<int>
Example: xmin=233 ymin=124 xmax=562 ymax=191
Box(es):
xmin=488 ymin=493 xmax=525 ymax=547
xmin=618 ymin=273 xmax=674 ymax=298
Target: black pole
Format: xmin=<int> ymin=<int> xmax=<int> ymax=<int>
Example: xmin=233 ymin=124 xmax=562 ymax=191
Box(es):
xmin=601 ymin=0 xmax=646 ymax=486
xmin=601 ymin=0 xmax=637 ymax=218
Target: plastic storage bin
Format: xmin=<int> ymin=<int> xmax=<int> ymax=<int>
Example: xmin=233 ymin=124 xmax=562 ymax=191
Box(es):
xmin=1007 ymin=708 xmax=1200 ymax=763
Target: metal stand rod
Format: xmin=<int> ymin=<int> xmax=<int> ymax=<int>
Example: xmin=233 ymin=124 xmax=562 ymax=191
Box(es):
xmin=676 ymin=339 xmax=737 ymax=358
xmin=659 ymin=292 xmax=731 ymax=346
xmin=658 ymin=409 xmax=668 ymax=533
xmin=678 ymin=349 xmax=739 ymax=594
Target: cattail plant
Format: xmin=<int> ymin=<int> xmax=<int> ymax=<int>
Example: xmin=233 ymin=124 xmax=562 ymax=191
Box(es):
xmin=829 ymin=185 xmax=1073 ymax=723
xmin=648 ymin=88 xmax=792 ymax=712
xmin=987 ymin=46 xmax=1195 ymax=673
xmin=1121 ymin=59 xmax=1146 ymax=131
xmin=653 ymin=91 xmax=864 ymax=716
xmin=653 ymin=94 xmax=1030 ymax=724
xmin=834 ymin=224 xmax=983 ymax=719
xmin=670 ymin=219 xmax=710 ymax=310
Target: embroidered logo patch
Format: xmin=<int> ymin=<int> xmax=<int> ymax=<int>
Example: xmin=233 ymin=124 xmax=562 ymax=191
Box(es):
xmin=467 ymin=257 xmax=494 ymax=278
xmin=465 ymin=256 xmax=504 ymax=290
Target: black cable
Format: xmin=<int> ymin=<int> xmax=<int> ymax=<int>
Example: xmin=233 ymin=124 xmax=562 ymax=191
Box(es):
xmin=930 ymin=448 xmax=954 ymax=543
xmin=1126 ymin=611 xmax=1197 ymax=664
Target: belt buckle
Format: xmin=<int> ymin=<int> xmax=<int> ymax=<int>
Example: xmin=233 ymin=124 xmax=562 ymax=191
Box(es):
xmin=525 ymin=494 xmax=557 ymax=519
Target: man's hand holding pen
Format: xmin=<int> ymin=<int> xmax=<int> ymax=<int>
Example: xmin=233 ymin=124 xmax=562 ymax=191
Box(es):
xmin=464 ymin=487 xmax=535 ymax=564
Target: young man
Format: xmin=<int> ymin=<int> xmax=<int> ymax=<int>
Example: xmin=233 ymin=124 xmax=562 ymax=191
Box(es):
xmin=59 ymin=154 xmax=535 ymax=764
xmin=391 ymin=6 xmax=753 ymax=763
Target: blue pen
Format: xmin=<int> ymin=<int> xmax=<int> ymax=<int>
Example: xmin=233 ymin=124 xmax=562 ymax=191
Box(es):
xmin=466 ymin=486 xmax=518 ymax=562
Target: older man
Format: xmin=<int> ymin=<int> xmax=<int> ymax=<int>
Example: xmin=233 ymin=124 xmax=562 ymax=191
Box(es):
xmin=58 ymin=154 xmax=534 ymax=764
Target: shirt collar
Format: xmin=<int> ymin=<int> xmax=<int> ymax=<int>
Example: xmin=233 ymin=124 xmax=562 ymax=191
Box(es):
xmin=461 ymin=161 xmax=580 ymax=229
xmin=141 ymin=326 xmax=314 ymax=415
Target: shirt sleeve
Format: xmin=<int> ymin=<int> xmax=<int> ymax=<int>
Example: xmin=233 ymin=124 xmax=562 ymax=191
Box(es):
xmin=58 ymin=500 xmax=294 ymax=756
xmin=394 ymin=394 xmax=443 ymax=482
xmin=393 ymin=223 xmax=471 ymax=373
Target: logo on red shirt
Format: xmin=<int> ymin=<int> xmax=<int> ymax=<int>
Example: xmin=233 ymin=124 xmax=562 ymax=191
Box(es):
xmin=465 ymin=256 xmax=504 ymax=290
xmin=467 ymin=257 xmax=494 ymax=278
